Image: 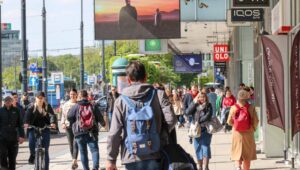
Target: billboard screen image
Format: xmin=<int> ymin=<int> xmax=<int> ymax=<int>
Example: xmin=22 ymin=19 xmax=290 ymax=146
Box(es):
xmin=95 ymin=0 xmax=181 ymax=40
xmin=174 ymin=54 xmax=202 ymax=73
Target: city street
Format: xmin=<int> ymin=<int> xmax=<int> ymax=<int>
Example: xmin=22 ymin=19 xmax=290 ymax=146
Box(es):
xmin=16 ymin=124 xmax=290 ymax=170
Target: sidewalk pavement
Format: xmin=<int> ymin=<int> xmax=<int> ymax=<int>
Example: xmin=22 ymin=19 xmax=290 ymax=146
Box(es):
xmin=17 ymin=126 xmax=291 ymax=170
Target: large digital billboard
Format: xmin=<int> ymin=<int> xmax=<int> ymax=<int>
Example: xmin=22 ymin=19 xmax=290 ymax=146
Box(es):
xmin=94 ymin=0 xmax=181 ymax=40
xmin=174 ymin=54 xmax=202 ymax=73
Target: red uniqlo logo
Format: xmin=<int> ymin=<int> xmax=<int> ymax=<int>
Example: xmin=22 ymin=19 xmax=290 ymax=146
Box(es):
xmin=214 ymin=44 xmax=230 ymax=62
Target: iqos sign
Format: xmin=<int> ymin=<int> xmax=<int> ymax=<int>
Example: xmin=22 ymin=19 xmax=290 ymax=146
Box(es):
xmin=231 ymin=8 xmax=264 ymax=22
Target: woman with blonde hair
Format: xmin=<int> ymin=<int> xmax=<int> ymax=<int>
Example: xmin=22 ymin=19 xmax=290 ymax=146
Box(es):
xmin=61 ymin=88 xmax=79 ymax=169
xmin=172 ymin=92 xmax=184 ymax=128
xmin=24 ymin=91 xmax=57 ymax=170
xmin=227 ymin=90 xmax=259 ymax=170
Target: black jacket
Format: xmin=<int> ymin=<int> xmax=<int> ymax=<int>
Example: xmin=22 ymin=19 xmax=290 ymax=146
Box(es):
xmin=0 ymin=106 xmax=25 ymax=141
xmin=68 ymin=99 xmax=105 ymax=137
xmin=107 ymin=92 xmax=120 ymax=113
xmin=186 ymin=101 xmax=213 ymax=126
xmin=24 ymin=103 xmax=57 ymax=128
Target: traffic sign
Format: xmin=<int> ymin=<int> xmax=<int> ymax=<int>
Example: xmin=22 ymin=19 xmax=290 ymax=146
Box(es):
xmin=29 ymin=63 xmax=37 ymax=72
xmin=29 ymin=76 xmax=38 ymax=87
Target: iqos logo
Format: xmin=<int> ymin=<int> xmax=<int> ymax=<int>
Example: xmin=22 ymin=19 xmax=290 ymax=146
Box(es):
xmin=233 ymin=9 xmax=261 ymax=17
xmin=231 ymin=8 xmax=263 ymax=21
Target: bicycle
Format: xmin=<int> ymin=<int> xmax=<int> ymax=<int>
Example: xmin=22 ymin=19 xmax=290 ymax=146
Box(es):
xmin=29 ymin=125 xmax=51 ymax=170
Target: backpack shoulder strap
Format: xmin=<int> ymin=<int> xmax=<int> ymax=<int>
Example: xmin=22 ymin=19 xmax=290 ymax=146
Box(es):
xmin=144 ymin=89 xmax=156 ymax=106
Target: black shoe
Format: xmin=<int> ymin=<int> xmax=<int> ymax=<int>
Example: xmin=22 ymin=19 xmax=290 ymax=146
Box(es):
xmin=189 ymin=137 xmax=193 ymax=144
xmin=28 ymin=155 xmax=35 ymax=164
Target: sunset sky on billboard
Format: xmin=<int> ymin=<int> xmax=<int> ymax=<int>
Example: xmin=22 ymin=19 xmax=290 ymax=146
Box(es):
xmin=95 ymin=0 xmax=179 ymax=22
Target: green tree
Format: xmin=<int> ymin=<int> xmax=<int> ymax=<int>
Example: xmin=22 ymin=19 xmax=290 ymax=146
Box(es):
xmin=3 ymin=66 xmax=21 ymax=90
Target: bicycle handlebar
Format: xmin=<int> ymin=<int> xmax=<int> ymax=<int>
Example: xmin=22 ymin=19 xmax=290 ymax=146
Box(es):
xmin=28 ymin=125 xmax=52 ymax=130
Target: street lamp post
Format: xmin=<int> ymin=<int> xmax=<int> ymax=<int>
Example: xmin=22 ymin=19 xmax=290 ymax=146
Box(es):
xmin=0 ymin=0 xmax=3 ymax=106
xmin=21 ymin=0 xmax=28 ymax=94
xmin=102 ymin=40 xmax=106 ymax=95
xmin=80 ymin=0 xmax=84 ymax=90
xmin=42 ymin=0 xmax=48 ymax=98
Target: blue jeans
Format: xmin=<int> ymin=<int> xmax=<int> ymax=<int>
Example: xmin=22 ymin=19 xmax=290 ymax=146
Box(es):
xmin=28 ymin=128 xmax=51 ymax=170
xmin=108 ymin=112 xmax=112 ymax=128
xmin=125 ymin=159 xmax=160 ymax=170
xmin=75 ymin=134 xmax=99 ymax=170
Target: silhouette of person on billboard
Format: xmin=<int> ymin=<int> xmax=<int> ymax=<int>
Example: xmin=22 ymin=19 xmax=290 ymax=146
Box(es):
xmin=119 ymin=0 xmax=137 ymax=37
xmin=154 ymin=8 xmax=162 ymax=27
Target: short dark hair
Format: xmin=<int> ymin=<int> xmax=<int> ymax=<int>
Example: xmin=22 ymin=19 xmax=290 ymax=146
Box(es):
xmin=11 ymin=92 xmax=18 ymax=96
xmin=239 ymin=83 xmax=245 ymax=87
xmin=79 ymin=90 xmax=88 ymax=98
xmin=126 ymin=61 xmax=146 ymax=82
xmin=70 ymin=88 xmax=77 ymax=93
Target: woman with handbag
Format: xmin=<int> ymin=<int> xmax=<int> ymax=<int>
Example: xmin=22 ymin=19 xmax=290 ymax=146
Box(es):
xmin=227 ymin=90 xmax=259 ymax=170
xmin=186 ymin=92 xmax=213 ymax=170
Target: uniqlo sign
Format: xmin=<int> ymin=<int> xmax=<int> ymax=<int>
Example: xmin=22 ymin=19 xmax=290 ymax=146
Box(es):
xmin=214 ymin=44 xmax=230 ymax=62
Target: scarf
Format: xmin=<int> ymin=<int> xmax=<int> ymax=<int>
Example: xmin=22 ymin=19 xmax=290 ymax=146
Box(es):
xmin=190 ymin=91 xmax=199 ymax=99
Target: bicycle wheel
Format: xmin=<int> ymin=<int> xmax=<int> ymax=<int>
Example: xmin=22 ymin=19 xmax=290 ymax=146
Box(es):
xmin=40 ymin=149 xmax=45 ymax=170
xmin=35 ymin=149 xmax=45 ymax=170
xmin=34 ymin=150 xmax=40 ymax=170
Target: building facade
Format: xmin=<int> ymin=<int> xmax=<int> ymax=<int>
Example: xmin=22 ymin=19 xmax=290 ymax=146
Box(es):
xmin=1 ymin=29 xmax=22 ymax=67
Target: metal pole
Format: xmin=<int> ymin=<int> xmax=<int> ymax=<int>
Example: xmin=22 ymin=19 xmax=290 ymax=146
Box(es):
xmin=42 ymin=0 xmax=48 ymax=98
xmin=21 ymin=0 xmax=28 ymax=93
xmin=0 ymin=4 xmax=2 ymax=106
xmin=102 ymin=40 xmax=106 ymax=94
xmin=15 ymin=58 xmax=17 ymax=92
xmin=80 ymin=0 xmax=84 ymax=90
xmin=114 ymin=40 xmax=117 ymax=56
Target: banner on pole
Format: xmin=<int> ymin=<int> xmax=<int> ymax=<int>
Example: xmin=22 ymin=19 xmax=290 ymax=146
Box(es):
xmin=261 ymin=36 xmax=285 ymax=131
xmin=291 ymin=30 xmax=300 ymax=138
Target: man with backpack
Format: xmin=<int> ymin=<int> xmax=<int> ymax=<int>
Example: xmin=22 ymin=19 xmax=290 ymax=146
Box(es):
xmin=68 ymin=90 xmax=105 ymax=170
xmin=106 ymin=61 xmax=177 ymax=170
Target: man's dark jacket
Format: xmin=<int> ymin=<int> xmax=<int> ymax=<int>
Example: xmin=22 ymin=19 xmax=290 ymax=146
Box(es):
xmin=0 ymin=106 xmax=25 ymax=141
xmin=107 ymin=92 xmax=120 ymax=114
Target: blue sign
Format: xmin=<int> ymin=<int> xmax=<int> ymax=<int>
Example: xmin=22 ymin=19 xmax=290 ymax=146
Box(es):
xmin=29 ymin=76 xmax=39 ymax=87
xmin=181 ymin=0 xmax=227 ymax=21
xmin=84 ymin=73 xmax=88 ymax=82
xmin=29 ymin=63 xmax=37 ymax=72
xmin=174 ymin=54 xmax=203 ymax=73
xmin=32 ymin=67 xmax=42 ymax=73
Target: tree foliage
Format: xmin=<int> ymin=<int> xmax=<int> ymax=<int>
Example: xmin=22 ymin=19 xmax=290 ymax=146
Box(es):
xmin=2 ymin=40 xmax=214 ymax=90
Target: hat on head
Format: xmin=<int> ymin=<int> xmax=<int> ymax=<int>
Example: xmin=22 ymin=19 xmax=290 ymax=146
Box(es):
xmin=238 ymin=90 xmax=250 ymax=100
xmin=36 ymin=91 xmax=45 ymax=97
xmin=4 ymin=96 xmax=13 ymax=102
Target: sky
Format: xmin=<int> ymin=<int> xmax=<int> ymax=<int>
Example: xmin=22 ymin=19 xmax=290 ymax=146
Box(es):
xmin=2 ymin=0 xmax=96 ymax=56
xmin=95 ymin=0 xmax=179 ymax=22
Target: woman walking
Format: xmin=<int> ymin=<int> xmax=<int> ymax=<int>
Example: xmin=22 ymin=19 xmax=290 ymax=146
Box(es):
xmin=186 ymin=92 xmax=213 ymax=170
xmin=227 ymin=90 xmax=259 ymax=170
xmin=221 ymin=89 xmax=236 ymax=131
xmin=172 ymin=92 xmax=184 ymax=128
xmin=61 ymin=88 xmax=79 ymax=169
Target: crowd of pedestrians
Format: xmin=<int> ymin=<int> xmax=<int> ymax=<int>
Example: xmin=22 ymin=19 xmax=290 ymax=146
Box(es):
xmin=0 ymin=60 xmax=258 ymax=170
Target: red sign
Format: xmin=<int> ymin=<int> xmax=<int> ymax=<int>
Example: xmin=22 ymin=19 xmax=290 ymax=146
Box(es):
xmin=213 ymin=44 xmax=230 ymax=62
